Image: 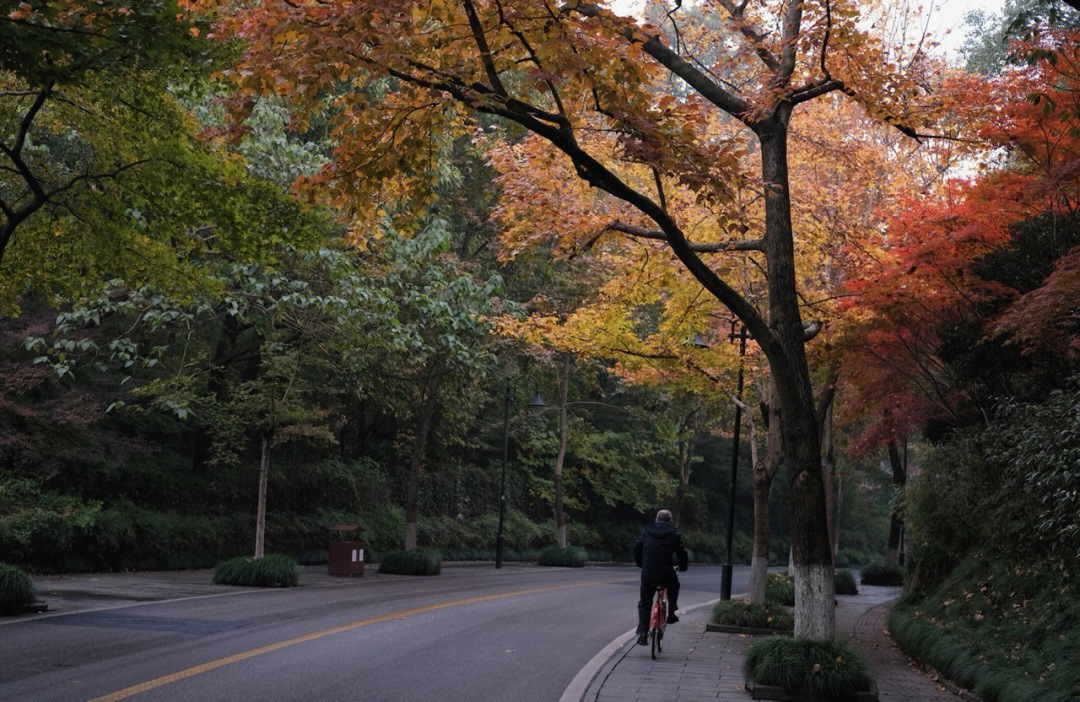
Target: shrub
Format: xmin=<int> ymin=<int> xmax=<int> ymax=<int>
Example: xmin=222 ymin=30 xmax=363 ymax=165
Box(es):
xmin=744 ymin=636 xmax=872 ymax=698
xmin=711 ymin=600 xmax=793 ymax=631
xmin=766 ymin=572 xmax=795 ymax=606
xmin=835 ymin=547 xmax=878 ymax=569
xmin=213 ymin=554 xmax=299 ymax=587
xmin=377 ymin=549 xmax=442 ymax=576
xmin=861 ymin=562 xmax=904 ymax=586
xmin=292 ymin=548 xmax=329 ymax=566
xmin=0 ymin=563 xmax=36 ymax=615
xmin=834 ymin=569 xmax=859 ymax=595
xmin=537 ymin=545 xmax=587 ymax=568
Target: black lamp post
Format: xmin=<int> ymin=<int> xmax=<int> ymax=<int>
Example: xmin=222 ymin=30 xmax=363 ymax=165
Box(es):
xmin=495 ymin=383 xmax=546 ymax=569
xmin=720 ymin=321 xmax=749 ymax=601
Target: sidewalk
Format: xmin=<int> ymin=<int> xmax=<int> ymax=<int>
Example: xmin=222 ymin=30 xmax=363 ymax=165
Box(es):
xmin=581 ymin=584 xmax=957 ymax=702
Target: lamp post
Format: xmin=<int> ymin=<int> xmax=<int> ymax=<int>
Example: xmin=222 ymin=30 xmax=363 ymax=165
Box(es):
xmin=720 ymin=321 xmax=749 ymax=601
xmin=495 ymin=383 xmax=546 ymax=569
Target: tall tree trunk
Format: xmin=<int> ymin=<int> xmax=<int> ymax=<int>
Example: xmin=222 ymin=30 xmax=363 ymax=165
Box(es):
xmin=884 ymin=440 xmax=907 ymax=568
xmin=554 ymin=353 xmax=571 ymax=548
xmin=759 ymin=115 xmax=835 ymax=639
xmin=404 ymin=356 xmax=445 ymax=551
xmin=672 ymin=481 xmax=687 ymax=528
xmin=254 ymin=432 xmax=270 ymax=558
xmin=832 ymin=472 xmax=843 ymax=557
xmin=822 ymin=404 xmax=837 ymax=558
xmin=748 ymin=380 xmax=781 ymax=604
xmin=671 ymin=403 xmax=704 ymax=529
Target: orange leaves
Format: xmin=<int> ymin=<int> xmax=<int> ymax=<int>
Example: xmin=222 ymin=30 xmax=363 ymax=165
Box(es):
xmin=838 ymin=29 xmax=1080 ymax=447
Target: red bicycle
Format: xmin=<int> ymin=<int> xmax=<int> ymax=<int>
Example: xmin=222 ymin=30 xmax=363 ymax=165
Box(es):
xmin=647 ymin=585 xmax=668 ymax=659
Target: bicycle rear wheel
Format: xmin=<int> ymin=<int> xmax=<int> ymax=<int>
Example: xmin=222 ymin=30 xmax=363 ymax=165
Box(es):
xmin=649 ymin=629 xmax=658 ymax=659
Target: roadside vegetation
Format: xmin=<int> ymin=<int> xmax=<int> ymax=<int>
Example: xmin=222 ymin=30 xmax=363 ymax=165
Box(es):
xmin=834 ymin=570 xmax=859 ymax=596
xmin=744 ymin=637 xmax=872 ymax=698
xmin=0 ymin=563 xmax=36 ymax=615
xmin=212 ymin=554 xmax=299 ymax=588
xmin=766 ymin=573 xmax=795 ymax=607
xmin=378 ymin=549 xmax=443 ymax=577
xmin=536 ymin=545 xmax=588 ymax=568
xmin=860 ymin=563 xmax=903 ymax=587
xmin=710 ymin=600 xmax=793 ymax=632
xmin=890 ymin=552 xmax=1080 ymax=702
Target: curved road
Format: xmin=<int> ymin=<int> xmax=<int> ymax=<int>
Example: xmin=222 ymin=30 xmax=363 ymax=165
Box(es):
xmin=1 ymin=563 xmax=748 ymax=702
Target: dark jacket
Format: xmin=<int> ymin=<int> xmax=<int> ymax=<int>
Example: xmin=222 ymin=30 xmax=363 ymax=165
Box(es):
xmin=633 ymin=521 xmax=689 ymax=585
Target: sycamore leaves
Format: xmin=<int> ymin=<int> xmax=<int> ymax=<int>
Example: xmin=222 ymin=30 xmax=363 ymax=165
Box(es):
xmin=217 ymin=0 xmax=751 ymax=236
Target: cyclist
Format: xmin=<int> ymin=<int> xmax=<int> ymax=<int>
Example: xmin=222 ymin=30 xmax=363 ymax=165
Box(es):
xmin=633 ymin=509 xmax=688 ymax=645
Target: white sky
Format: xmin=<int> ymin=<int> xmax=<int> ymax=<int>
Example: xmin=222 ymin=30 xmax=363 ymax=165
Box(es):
xmin=927 ymin=0 xmax=1007 ymax=57
xmin=611 ymin=0 xmax=1009 ymax=62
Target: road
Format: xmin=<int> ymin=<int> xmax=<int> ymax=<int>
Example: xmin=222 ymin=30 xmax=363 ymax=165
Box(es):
xmin=1 ymin=563 xmax=749 ymax=702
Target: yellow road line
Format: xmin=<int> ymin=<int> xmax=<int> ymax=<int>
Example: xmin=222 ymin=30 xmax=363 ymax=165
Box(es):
xmin=88 ymin=581 xmax=599 ymax=702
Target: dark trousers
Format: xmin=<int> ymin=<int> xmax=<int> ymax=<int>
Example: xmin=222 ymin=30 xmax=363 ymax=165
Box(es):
xmin=636 ymin=574 xmax=680 ymax=635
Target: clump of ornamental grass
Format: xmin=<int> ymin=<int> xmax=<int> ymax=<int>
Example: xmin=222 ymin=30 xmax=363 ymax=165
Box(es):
xmin=835 ymin=569 xmax=859 ymax=595
xmin=711 ymin=599 xmax=793 ymax=631
xmin=888 ymin=550 xmax=1080 ymax=702
xmin=537 ymin=545 xmax=588 ymax=568
xmin=744 ymin=636 xmax=872 ymax=698
xmin=0 ymin=563 xmax=36 ymax=615
xmin=377 ymin=548 xmax=442 ymax=576
xmin=213 ymin=554 xmax=299 ymax=587
xmin=861 ymin=562 xmax=904 ymax=586
xmin=766 ymin=572 xmax=796 ymax=606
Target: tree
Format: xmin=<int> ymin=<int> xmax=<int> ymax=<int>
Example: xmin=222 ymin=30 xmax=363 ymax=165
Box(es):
xmin=338 ymin=220 xmax=508 ymax=550
xmin=217 ymin=0 xmax=959 ymax=637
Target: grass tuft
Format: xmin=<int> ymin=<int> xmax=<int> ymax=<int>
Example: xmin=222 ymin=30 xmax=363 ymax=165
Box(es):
xmin=537 ymin=545 xmax=588 ymax=568
xmin=766 ymin=572 xmax=795 ymax=606
xmin=744 ymin=636 xmax=872 ymax=698
xmin=212 ymin=554 xmax=299 ymax=587
xmin=834 ymin=569 xmax=859 ymax=595
xmin=711 ymin=599 xmax=794 ymax=631
xmin=377 ymin=548 xmax=442 ymax=576
xmin=861 ymin=562 xmax=904 ymax=586
xmin=0 ymin=563 xmax=36 ymax=615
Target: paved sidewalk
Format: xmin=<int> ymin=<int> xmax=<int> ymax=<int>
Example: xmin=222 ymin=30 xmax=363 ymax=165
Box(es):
xmin=852 ymin=601 xmax=956 ymax=702
xmin=582 ymin=583 xmax=959 ymax=702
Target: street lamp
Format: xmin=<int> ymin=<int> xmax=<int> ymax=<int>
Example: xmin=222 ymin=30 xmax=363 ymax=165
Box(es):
xmin=496 ymin=383 xmax=546 ymax=569
xmin=721 ymin=320 xmax=749 ymax=601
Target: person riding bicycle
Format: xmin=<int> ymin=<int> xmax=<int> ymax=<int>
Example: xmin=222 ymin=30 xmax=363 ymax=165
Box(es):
xmin=634 ymin=509 xmax=688 ymax=645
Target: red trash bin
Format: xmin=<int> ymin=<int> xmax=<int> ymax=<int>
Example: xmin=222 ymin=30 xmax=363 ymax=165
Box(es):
xmin=328 ymin=524 xmax=365 ymax=577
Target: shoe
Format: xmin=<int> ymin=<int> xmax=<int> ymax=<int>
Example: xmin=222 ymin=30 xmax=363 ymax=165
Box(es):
xmin=666 ymin=613 xmax=679 ymax=624
xmin=636 ymin=633 xmax=648 ymax=646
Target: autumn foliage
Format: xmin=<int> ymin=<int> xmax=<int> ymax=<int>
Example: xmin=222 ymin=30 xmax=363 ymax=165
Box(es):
xmin=841 ymin=30 xmax=1080 ymax=452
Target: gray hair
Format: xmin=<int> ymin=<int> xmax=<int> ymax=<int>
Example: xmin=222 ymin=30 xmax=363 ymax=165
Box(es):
xmin=656 ymin=509 xmax=673 ymax=523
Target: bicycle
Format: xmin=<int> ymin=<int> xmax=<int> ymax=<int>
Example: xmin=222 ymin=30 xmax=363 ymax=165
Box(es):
xmin=647 ymin=584 xmax=668 ymax=659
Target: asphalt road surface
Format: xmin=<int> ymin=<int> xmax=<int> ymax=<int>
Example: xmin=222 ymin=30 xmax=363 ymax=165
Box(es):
xmin=1 ymin=563 xmax=749 ymax=702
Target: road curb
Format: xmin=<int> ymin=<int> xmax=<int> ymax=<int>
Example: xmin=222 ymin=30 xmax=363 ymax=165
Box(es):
xmin=559 ymin=594 xmax=739 ymax=702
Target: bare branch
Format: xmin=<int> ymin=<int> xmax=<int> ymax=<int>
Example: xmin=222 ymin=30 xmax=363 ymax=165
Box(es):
xmin=713 ymin=0 xmax=781 ymax=72
xmin=461 ymin=0 xmax=508 ymax=96
xmin=609 ymin=220 xmax=765 ymax=252
xmin=572 ymin=3 xmax=750 ymax=121
xmin=788 ymin=78 xmax=845 ymax=106
xmin=778 ymin=0 xmax=804 ymax=82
